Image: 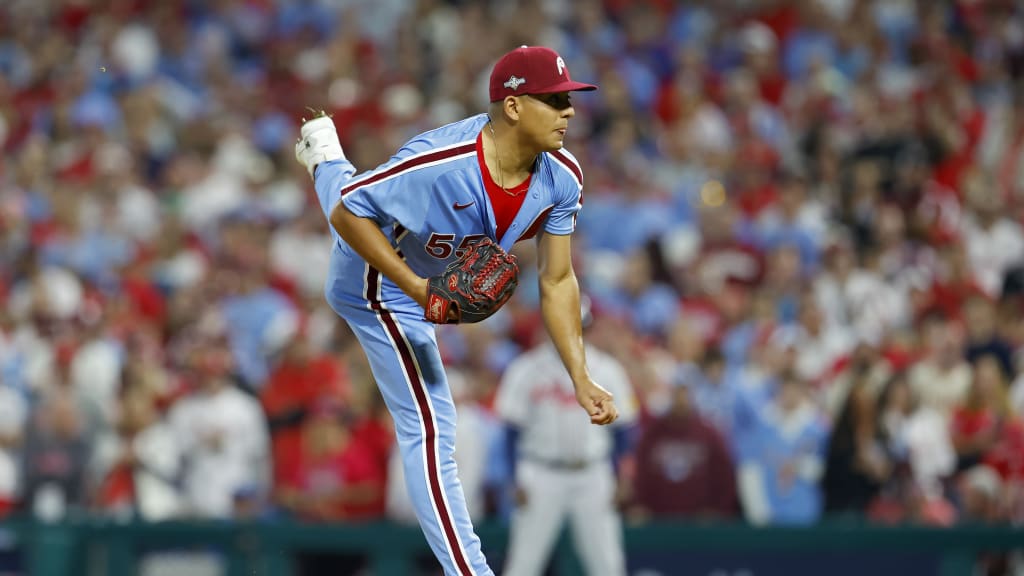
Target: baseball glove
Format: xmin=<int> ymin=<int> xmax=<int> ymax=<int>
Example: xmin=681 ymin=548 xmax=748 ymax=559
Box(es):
xmin=424 ymin=237 xmax=519 ymax=324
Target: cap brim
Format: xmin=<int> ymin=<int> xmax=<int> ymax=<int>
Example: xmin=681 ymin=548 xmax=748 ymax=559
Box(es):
xmin=531 ymin=80 xmax=598 ymax=95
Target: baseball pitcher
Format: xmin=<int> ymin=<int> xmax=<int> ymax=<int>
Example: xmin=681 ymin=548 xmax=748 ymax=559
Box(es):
xmin=295 ymin=46 xmax=618 ymax=576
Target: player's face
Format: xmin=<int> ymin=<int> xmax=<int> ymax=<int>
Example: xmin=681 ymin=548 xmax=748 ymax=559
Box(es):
xmin=519 ymin=92 xmax=575 ymax=151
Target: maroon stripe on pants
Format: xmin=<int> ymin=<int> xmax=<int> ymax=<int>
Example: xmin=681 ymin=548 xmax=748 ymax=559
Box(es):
xmin=364 ymin=266 xmax=472 ymax=575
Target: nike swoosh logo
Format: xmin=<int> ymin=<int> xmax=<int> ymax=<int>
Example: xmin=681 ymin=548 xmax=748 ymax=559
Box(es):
xmin=453 ymin=201 xmax=475 ymax=210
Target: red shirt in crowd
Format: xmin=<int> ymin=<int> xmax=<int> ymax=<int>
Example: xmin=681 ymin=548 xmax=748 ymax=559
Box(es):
xmin=632 ymin=414 xmax=738 ymax=518
xmin=283 ymin=422 xmax=387 ymax=522
xmin=261 ymin=351 xmax=350 ymax=488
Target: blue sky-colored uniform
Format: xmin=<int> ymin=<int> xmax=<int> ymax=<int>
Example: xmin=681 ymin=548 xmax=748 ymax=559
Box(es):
xmin=312 ymin=113 xmax=583 ymax=576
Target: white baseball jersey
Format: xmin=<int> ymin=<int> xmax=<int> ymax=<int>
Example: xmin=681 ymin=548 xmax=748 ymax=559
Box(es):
xmin=496 ymin=342 xmax=638 ymax=463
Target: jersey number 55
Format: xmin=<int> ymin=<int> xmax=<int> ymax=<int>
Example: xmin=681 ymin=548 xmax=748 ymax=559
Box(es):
xmin=425 ymin=233 xmax=487 ymax=259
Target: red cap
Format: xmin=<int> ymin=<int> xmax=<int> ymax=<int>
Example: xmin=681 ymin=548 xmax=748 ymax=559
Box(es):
xmin=489 ymin=46 xmax=597 ymax=102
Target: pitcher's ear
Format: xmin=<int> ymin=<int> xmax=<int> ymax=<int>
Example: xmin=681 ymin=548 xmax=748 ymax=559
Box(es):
xmin=503 ymin=95 xmax=523 ymax=121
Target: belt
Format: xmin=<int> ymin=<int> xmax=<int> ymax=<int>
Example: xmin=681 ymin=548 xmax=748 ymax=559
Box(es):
xmin=523 ymin=456 xmax=597 ymax=471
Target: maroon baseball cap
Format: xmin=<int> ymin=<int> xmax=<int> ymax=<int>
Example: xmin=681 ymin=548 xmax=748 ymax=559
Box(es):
xmin=489 ymin=46 xmax=598 ymax=102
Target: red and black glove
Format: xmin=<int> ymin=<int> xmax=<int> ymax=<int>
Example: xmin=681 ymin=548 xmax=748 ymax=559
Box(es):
xmin=424 ymin=237 xmax=519 ymax=324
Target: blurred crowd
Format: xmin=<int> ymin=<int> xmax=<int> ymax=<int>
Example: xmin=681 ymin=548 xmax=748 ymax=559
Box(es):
xmin=2 ymin=0 xmax=1024 ymax=539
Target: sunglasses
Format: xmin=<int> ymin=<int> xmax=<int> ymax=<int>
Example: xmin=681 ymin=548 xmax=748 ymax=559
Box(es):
xmin=525 ymin=92 xmax=574 ymax=110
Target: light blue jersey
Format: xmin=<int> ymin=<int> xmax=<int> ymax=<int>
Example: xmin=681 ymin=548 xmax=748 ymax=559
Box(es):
xmin=317 ymin=113 xmax=582 ymax=278
xmin=309 ymin=113 xmax=584 ymax=576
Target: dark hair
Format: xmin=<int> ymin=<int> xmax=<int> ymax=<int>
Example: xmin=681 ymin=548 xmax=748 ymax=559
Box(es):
xmin=876 ymin=371 xmax=913 ymax=414
xmin=700 ymin=348 xmax=724 ymax=368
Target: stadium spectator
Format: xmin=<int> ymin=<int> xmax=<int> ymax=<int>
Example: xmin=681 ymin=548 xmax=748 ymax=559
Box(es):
xmin=627 ymin=378 xmax=737 ymax=521
xmin=92 ymin=381 xmax=183 ymax=522
xmin=276 ymin=398 xmax=385 ymax=523
xmin=788 ymin=293 xmax=856 ymax=387
xmin=165 ymin=313 xmax=269 ymax=519
xmin=686 ymin=348 xmax=739 ymax=441
xmin=908 ymin=311 xmax=972 ymax=417
xmin=19 ymin=390 xmax=92 ymax=521
xmin=736 ymin=372 xmax=827 ymax=526
xmin=260 ymin=327 xmax=351 ymax=495
xmin=870 ymin=372 xmax=956 ymax=525
xmin=822 ymin=363 xmax=891 ymax=517
xmin=963 ymin=295 xmax=1016 ymax=380
xmin=950 ymin=354 xmax=1013 ymax=473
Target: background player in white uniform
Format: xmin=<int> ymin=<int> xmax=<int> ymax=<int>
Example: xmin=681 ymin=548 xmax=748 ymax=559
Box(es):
xmin=496 ymin=298 xmax=639 ymax=576
xmin=294 ymin=46 xmax=619 ymax=576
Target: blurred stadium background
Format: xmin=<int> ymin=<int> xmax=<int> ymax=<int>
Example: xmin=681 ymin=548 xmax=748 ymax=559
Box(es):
xmin=2 ymin=0 xmax=1024 ymax=574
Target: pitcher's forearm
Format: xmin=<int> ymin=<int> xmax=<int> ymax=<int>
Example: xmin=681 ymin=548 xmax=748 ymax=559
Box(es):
xmin=330 ymin=203 xmax=428 ymax=307
xmin=539 ymin=273 xmax=589 ymax=385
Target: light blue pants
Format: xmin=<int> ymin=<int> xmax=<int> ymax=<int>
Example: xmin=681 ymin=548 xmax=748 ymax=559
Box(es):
xmin=315 ymin=160 xmax=493 ymax=576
